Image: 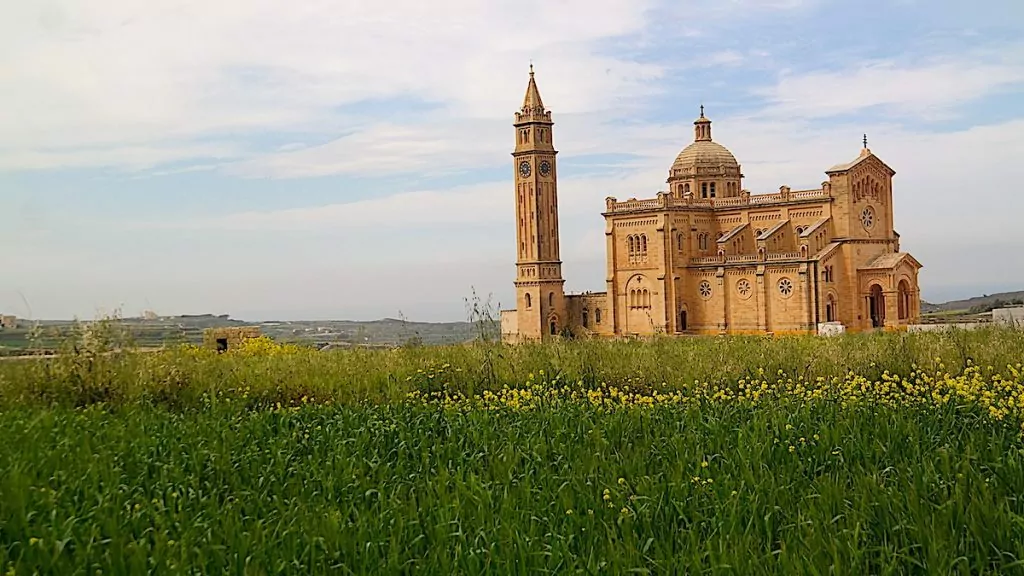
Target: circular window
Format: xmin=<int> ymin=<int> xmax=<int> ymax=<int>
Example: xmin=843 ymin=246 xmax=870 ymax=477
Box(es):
xmin=778 ymin=278 xmax=794 ymax=298
xmin=860 ymin=206 xmax=875 ymax=229
xmin=699 ymin=281 xmax=712 ymax=299
xmin=736 ymin=279 xmax=752 ymax=299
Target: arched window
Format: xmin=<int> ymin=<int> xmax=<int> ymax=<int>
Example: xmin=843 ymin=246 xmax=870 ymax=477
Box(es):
xmin=640 ymin=235 xmax=647 ymax=259
xmin=677 ymin=233 xmax=684 ymax=252
xmin=701 ymin=183 xmax=708 ymax=198
xmin=548 ymin=292 xmax=554 ymax=307
xmin=582 ymin=309 xmax=589 ymax=328
xmin=710 ymin=182 xmax=716 ymax=198
xmin=525 ymin=293 xmax=532 ymax=309
xmin=595 ymin=309 xmax=602 ymax=323
xmin=684 ymin=183 xmax=690 ymax=195
xmin=550 ymin=319 xmax=557 ymax=335
xmin=643 ymin=289 xmax=650 ymax=308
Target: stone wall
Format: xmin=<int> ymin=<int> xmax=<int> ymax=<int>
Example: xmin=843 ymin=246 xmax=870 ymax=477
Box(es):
xmin=202 ymin=326 xmax=262 ymax=351
xmin=993 ymin=307 xmax=1024 ymax=327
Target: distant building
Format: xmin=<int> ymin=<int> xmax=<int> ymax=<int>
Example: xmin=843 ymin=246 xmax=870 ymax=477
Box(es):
xmin=993 ymin=307 xmax=1024 ymax=328
xmin=203 ymin=326 xmax=262 ymax=352
xmin=0 ymin=315 xmax=17 ymax=329
xmin=501 ymin=67 xmax=922 ymax=342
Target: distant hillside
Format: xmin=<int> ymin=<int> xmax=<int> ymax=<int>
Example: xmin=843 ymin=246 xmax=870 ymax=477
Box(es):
xmin=922 ymin=291 xmax=1024 ymax=314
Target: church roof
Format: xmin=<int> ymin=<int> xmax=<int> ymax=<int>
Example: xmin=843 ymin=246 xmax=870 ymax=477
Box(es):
xmin=673 ymin=141 xmax=739 ymax=169
xmin=826 ymin=148 xmax=895 ymax=175
xmin=860 ymin=252 xmax=923 ymax=270
xmin=717 ymin=222 xmax=748 ymax=243
xmin=799 ymin=216 xmax=831 ymax=239
xmin=759 ymin=219 xmax=789 ymax=240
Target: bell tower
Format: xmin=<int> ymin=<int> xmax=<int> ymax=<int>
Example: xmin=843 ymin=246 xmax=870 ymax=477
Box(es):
xmin=512 ymin=65 xmax=566 ymax=339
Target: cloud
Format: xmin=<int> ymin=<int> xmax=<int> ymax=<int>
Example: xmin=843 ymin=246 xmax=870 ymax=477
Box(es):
xmin=754 ymin=46 xmax=1024 ymax=119
xmin=147 ymin=166 xmax=666 ymax=232
xmin=0 ymin=0 xmax=663 ymax=171
xmin=0 ymin=142 xmax=240 ymax=172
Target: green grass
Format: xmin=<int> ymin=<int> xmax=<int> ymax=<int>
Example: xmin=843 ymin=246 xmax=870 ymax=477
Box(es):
xmin=2 ymin=327 xmax=1024 ymax=574
xmin=2 ymin=403 xmax=1023 ymax=574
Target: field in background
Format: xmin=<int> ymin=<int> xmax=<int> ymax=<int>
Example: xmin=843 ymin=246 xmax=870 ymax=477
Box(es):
xmin=0 ymin=314 xmax=478 ymax=357
xmin=2 ymin=327 xmax=1024 ymax=573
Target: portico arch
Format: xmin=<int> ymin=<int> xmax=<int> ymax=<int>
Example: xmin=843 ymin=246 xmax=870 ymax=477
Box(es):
xmin=897 ymin=279 xmax=910 ymax=321
xmin=867 ymin=283 xmax=885 ymax=328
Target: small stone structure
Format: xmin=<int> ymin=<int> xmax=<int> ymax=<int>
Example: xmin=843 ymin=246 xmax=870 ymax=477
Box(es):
xmin=817 ymin=322 xmax=846 ymax=337
xmin=993 ymin=307 xmax=1024 ymax=328
xmin=202 ymin=326 xmax=262 ymax=352
xmin=0 ymin=315 xmax=17 ymax=329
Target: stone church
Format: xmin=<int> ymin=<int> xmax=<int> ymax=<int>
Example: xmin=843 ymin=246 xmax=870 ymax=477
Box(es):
xmin=500 ymin=67 xmax=922 ymax=342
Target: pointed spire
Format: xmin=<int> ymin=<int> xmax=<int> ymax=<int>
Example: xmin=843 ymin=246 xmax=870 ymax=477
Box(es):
xmin=522 ymin=63 xmax=544 ymax=113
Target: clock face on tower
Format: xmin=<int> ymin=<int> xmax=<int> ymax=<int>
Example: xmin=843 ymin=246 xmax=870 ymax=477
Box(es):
xmin=539 ymin=160 xmax=551 ymax=177
xmin=518 ymin=160 xmax=531 ymax=178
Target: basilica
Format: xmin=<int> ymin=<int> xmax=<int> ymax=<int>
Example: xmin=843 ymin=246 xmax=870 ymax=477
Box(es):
xmin=500 ymin=67 xmax=923 ymax=341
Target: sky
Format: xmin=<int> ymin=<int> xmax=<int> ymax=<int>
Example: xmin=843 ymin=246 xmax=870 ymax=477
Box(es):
xmin=1 ymin=0 xmax=1023 ymax=322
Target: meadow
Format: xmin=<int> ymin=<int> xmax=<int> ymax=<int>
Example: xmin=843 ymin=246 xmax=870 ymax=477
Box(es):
xmin=2 ymin=323 xmax=1024 ymax=574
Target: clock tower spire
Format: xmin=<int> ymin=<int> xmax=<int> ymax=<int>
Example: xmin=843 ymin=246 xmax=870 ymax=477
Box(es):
xmin=512 ymin=65 xmax=565 ymax=340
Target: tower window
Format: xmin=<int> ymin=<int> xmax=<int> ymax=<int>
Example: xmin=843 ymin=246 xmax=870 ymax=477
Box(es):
xmin=684 ymin=183 xmax=690 ymax=195
xmin=701 ymin=183 xmax=708 ymax=198
xmin=548 ymin=292 xmax=554 ymax=306
xmin=525 ymin=293 xmax=532 ymax=309
xmin=595 ymin=308 xmax=602 ymax=323
xmin=710 ymin=182 xmax=716 ymax=198
xmin=626 ymin=234 xmax=648 ymax=264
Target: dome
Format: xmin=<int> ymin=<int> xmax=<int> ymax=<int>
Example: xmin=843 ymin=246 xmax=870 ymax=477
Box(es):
xmin=672 ymin=140 xmax=739 ymax=170
xmin=668 ymin=107 xmax=742 ymax=179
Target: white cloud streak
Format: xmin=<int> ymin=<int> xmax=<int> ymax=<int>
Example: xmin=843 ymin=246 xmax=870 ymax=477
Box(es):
xmin=755 ymin=47 xmax=1024 ymax=119
xmin=0 ymin=0 xmax=663 ymax=170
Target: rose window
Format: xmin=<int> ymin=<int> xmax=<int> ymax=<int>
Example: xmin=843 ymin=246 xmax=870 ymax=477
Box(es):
xmin=699 ymin=281 xmax=712 ymax=299
xmin=737 ymin=279 xmax=751 ymax=298
xmin=778 ymin=278 xmax=794 ymax=297
xmin=860 ymin=207 xmax=875 ymax=229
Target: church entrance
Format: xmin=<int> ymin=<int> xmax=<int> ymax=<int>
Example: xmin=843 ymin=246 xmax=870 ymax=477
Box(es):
xmin=679 ymin=310 xmax=687 ymax=332
xmin=868 ymin=285 xmax=885 ymax=328
xmin=825 ymin=296 xmax=835 ymax=323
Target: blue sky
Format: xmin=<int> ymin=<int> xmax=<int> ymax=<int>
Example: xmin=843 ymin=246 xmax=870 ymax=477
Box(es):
xmin=1 ymin=0 xmax=1023 ymax=321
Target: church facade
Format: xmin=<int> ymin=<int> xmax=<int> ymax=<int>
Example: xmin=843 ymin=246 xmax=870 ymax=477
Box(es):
xmin=500 ymin=68 xmax=922 ymax=342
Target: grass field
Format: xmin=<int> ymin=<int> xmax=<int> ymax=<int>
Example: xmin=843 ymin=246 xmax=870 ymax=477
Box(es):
xmin=2 ymin=325 xmax=1024 ymax=573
